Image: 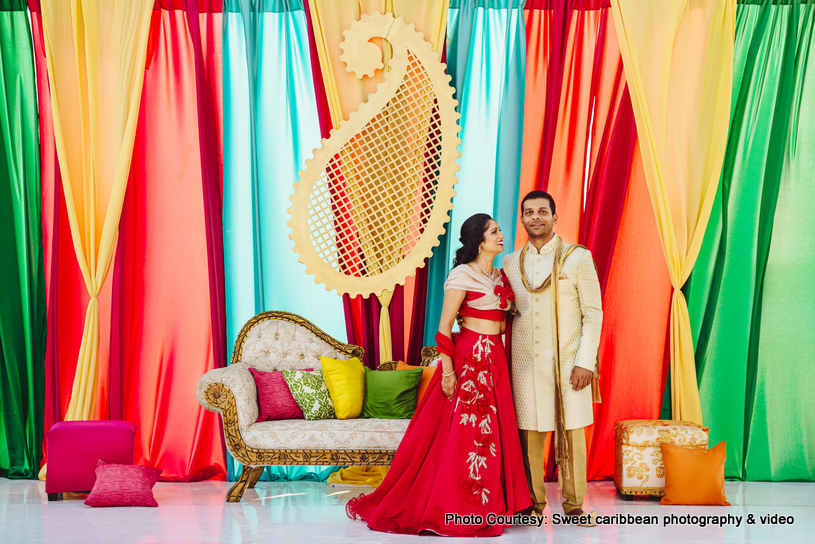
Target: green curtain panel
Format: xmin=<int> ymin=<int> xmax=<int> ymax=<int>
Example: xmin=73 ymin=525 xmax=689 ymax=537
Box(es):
xmin=745 ymin=0 xmax=815 ymax=481
xmin=0 ymin=0 xmax=47 ymax=479
xmin=686 ymin=0 xmax=815 ymax=481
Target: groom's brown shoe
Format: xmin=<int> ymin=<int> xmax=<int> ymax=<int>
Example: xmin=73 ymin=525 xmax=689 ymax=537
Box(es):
xmin=522 ymin=504 xmax=545 ymax=517
xmin=565 ymin=508 xmax=597 ymax=527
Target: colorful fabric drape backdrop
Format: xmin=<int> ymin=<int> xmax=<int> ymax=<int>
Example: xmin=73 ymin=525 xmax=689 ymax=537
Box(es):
xmin=686 ymin=0 xmax=815 ymax=480
xmin=2 ymin=0 xmax=814 ymax=486
xmin=32 ymin=0 xmax=227 ymax=481
xmin=223 ymin=0 xmax=345 ymax=359
xmin=424 ymin=0 xmax=527 ymax=347
xmin=0 ymin=0 xmax=46 ymax=480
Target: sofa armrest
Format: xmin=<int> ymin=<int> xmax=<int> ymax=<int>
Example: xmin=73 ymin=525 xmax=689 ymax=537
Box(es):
xmin=197 ymin=363 xmax=258 ymax=432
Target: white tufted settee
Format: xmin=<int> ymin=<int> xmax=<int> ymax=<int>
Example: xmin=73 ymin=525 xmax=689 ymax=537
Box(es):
xmin=197 ymin=311 xmax=414 ymax=502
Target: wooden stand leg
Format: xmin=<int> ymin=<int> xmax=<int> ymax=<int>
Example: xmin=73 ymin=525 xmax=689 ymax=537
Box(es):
xmin=247 ymin=466 xmax=264 ymax=489
xmin=226 ymin=466 xmax=266 ymax=502
xmin=226 ymin=467 xmax=254 ymax=502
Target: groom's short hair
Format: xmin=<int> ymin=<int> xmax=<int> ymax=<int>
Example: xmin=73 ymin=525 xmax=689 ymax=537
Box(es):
xmin=520 ymin=190 xmax=556 ymax=215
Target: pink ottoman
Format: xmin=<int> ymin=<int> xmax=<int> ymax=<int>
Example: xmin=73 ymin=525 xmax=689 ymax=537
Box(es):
xmin=45 ymin=420 xmax=137 ymax=501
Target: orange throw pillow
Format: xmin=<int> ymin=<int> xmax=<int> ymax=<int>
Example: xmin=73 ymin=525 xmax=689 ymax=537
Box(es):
xmin=396 ymin=361 xmax=437 ymax=404
xmin=660 ymin=441 xmax=730 ymax=506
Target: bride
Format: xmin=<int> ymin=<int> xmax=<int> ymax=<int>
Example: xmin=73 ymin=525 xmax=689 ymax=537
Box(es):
xmin=346 ymin=213 xmax=531 ymax=536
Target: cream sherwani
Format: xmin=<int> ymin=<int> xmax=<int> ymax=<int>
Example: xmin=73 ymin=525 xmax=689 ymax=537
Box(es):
xmin=502 ymin=235 xmax=603 ymax=432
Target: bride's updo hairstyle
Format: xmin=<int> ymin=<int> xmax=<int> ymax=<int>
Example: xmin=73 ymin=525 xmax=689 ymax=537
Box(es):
xmin=453 ymin=213 xmax=493 ymax=268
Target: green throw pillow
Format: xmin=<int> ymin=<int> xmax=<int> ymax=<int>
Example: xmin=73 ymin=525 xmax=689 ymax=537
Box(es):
xmin=282 ymin=370 xmax=335 ymax=420
xmin=362 ymin=367 xmax=424 ymax=419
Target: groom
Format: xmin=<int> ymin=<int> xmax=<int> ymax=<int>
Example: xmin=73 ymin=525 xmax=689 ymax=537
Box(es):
xmin=502 ymin=190 xmax=602 ymax=524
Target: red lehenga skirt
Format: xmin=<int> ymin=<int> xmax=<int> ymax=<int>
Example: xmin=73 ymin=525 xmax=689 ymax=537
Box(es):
xmin=346 ymin=327 xmax=531 ymax=537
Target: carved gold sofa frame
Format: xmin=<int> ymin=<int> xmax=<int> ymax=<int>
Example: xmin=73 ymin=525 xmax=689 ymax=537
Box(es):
xmin=197 ymin=311 xmax=436 ymax=502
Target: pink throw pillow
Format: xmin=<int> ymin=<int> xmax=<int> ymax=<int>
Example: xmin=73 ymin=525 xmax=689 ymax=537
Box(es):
xmin=84 ymin=461 xmax=162 ymax=507
xmin=249 ymin=367 xmax=312 ymax=421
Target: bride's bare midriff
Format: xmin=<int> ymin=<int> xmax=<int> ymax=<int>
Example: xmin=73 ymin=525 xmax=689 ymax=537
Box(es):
xmin=460 ymin=316 xmax=503 ymax=335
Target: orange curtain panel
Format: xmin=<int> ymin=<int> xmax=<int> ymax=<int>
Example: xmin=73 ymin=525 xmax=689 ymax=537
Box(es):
xmin=611 ymin=0 xmax=735 ymax=423
xmin=588 ymin=142 xmax=673 ymax=479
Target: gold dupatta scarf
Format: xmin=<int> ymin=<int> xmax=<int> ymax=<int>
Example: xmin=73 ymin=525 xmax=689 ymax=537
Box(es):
xmin=519 ymin=237 xmax=602 ymax=488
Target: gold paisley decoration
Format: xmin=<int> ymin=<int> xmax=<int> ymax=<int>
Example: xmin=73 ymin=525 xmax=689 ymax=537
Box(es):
xmin=289 ymin=12 xmax=461 ymax=363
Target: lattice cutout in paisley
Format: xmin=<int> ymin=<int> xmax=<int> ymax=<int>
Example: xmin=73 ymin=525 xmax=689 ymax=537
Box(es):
xmin=288 ymin=13 xmax=462 ymax=362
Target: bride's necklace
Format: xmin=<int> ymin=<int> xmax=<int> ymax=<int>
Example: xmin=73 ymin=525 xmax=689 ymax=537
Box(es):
xmin=475 ymin=259 xmax=493 ymax=278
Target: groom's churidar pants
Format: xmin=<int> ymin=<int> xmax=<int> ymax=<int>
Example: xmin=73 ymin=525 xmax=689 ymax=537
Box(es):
xmin=519 ymin=428 xmax=587 ymax=513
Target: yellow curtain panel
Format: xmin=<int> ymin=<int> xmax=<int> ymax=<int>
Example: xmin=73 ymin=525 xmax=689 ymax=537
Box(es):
xmin=40 ymin=0 xmax=154 ymax=422
xmin=611 ymin=0 xmax=735 ymax=423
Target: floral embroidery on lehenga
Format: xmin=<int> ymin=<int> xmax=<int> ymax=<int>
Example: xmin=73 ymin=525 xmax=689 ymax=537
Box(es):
xmin=455 ymin=336 xmax=499 ymax=505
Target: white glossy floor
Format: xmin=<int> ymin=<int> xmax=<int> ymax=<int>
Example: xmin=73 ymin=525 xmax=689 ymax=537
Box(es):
xmin=1 ymin=479 xmax=812 ymax=543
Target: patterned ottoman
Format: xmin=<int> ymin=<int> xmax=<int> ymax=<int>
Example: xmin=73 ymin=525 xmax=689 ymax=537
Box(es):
xmin=614 ymin=419 xmax=709 ymax=499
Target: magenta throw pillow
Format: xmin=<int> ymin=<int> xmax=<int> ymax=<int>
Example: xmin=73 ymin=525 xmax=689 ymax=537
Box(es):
xmin=249 ymin=367 xmax=312 ymax=421
xmin=84 ymin=461 xmax=162 ymax=507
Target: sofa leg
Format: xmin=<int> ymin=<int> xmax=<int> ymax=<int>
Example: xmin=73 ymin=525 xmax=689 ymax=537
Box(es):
xmin=47 ymin=493 xmax=61 ymax=502
xmin=247 ymin=466 xmax=264 ymax=489
xmin=227 ymin=466 xmax=262 ymax=502
xmin=622 ymin=493 xmax=634 ymax=501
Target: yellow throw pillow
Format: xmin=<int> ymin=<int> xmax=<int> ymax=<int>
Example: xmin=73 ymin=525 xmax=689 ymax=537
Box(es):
xmin=321 ymin=357 xmax=365 ymax=419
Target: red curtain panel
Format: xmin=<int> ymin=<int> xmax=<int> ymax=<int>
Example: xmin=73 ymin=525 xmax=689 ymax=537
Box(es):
xmin=110 ymin=0 xmax=227 ymax=481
